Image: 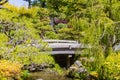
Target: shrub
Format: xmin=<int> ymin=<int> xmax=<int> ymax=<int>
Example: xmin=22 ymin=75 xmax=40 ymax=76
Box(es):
xmin=101 ymin=53 xmax=120 ymax=80
xmin=45 ymin=31 xmax=58 ymax=39
xmin=32 ymin=53 xmax=55 ymax=64
xmin=0 ymin=60 xmax=22 ymax=80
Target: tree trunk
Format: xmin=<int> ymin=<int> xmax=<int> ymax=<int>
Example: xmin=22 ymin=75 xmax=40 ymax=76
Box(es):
xmin=28 ymin=0 xmax=32 ymax=8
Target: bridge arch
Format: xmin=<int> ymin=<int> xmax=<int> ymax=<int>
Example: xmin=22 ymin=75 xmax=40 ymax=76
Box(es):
xmin=43 ymin=39 xmax=85 ymax=68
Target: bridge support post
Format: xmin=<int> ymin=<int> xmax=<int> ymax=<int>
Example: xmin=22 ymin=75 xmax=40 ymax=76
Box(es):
xmin=66 ymin=55 xmax=72 ymax=68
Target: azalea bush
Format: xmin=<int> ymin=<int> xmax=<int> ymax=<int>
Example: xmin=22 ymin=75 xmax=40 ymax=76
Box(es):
xmin=0 ymin=60 xmax=22 ymax=80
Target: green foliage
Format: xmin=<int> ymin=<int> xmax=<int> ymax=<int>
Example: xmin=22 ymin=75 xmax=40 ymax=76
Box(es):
xmin=70 ymin=17 xmax=89 ymax=31
xmin=53 ymin=64 xmax=63 ymax=75
xmin=80 ymin=47 xmax=105 ymax=73
xmin=10 ymin=46 xmax=40 ymax=64
xmin=58 ymin=28 xmax=82 ymax=40
xmin=45 ymin=31 xmax=58 ymax=39
xmin=0 ymin=33 xmax=8 ymax=47
xmin=100 ymin=53 xmax=120 ymax=80
xmin=32 ymin=53 xmax=55 ymax=64
xmin=0 ymin=0 xmax=120 ymax=79
xmin=21 ymin=70 xmax=30 ymax=80
xmin=55 ymin=23 xmax=67 ymax=31
xmin=27 ymin=0 xmax=120 ymax=79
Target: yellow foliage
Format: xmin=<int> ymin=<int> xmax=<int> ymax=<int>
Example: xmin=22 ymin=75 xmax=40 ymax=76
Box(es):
xmin=90 ymin=71 xmax=98 ymax=78
xmin=3 ymin=3 xmax=19 ymax=12
xmin=0 ymin=60 xmax=22 ymax=79
xmin=103 ymin=53 xmax=120 ymax=79
xmin=3 ymin=3 xmax=39 ymax=18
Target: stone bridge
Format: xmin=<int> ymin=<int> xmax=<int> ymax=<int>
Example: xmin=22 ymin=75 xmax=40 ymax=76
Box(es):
xmin=43 ymin=39 xmax=86 ymax=68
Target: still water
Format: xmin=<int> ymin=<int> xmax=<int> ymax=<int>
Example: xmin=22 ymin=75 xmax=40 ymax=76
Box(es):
xmin=28 ymin=72 xmax=72 ymax=80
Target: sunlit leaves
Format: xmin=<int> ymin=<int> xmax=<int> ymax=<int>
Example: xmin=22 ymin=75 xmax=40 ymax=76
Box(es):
xmin=103 ymin=53 xmax=120 ymax=79
xmin=111 ymin=2 xmax=120 ymax=21
xmin=70 ymin=17 xmax=89 ymax=31
xmin=3 ymin=3 xmax=40 ymax=18
xmin=0 ymin=33 xmax=8 ymax=47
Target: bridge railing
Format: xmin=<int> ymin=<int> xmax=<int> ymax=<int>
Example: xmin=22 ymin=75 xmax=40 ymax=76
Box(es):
xmin=43 ymin=39 xmax=78 ymax=43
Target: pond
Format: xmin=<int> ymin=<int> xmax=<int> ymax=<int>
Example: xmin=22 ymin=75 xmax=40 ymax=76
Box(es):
xmin=28 ymin=72 xmax=72 ymax=80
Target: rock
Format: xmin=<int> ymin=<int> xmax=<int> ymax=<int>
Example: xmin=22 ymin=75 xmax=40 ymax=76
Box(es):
xmin=29 ymin=67 xmax=36 ymax=72
xmin=67 ymin=60 xmax=89 ymax=80
xmin=77 ymin=68 xmax=87 ymax=73
xmin=69 ymin=66 xmax=77 ymax=71
xmin=37 ymin=64 xmax=45 ymax=71
xmin=22 ymin=63 xmax=55 ymax=72
xmin=28 ymin=63 xmax=37 ymax=72
xmin=74 ymin=60 xmax=82 ymax=67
